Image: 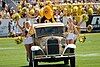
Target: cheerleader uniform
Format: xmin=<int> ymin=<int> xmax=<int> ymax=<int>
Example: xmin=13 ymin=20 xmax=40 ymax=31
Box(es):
xmin=23 ymin=28 xmax=33 ymax=45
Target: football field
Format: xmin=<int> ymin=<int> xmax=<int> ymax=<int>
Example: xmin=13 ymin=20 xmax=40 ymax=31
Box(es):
xmin=0 ymin=33 xmax=100 ymax=67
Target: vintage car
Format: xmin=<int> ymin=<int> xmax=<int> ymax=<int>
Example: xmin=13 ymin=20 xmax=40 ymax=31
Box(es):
xmin=29 ymin=23 xmax=76 ymax=67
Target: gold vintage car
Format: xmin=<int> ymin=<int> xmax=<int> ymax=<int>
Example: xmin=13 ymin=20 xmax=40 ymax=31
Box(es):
xmin=29 ymin=23 xmax=75 ymax=67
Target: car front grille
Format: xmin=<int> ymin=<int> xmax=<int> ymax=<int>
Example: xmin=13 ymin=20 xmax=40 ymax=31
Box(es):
xmin=47 ymin=38 xmax=59 ymax=54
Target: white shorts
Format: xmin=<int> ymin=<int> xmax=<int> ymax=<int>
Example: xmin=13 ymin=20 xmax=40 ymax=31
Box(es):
xmin=66 ymin=33 xmax=77 ymax=40
xmin=23 ymin=36 xmax=33 ymax=45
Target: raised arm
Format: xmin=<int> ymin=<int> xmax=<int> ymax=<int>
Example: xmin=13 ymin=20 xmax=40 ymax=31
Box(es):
xmin=73 ymin=20 xmax=80 ymax=36
xmin=71 ymin=21 xmax=80 ymax=36
xmin=16 ymin=21 xmax=23 ymax=31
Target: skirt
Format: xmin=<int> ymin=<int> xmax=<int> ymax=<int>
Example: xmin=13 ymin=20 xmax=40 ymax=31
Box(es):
xmin=23 ymin=36 xmax=33 ymax=45
xmin=66 ymin=33 xmax=77 ymax=40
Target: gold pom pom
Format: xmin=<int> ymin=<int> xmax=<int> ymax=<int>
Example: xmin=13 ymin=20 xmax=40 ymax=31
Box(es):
xmin=29 ymin=8 xmax=35 ymax=16
xmin=12 ymin=13 xmax=21 ymax=21
xmin=87 ymin=8 xmax=93 ymax=15
xmin=15 ymin=36 xmax=23 ymax=44
xmin=79 ymin=35 xmax=86 ymax=43
xmin=82 ymin=14 xmax=89 ymax=22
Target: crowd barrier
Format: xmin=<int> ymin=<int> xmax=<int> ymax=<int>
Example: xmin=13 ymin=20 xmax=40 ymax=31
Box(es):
xmin=0 ymin=19 xmax=9 ymax=37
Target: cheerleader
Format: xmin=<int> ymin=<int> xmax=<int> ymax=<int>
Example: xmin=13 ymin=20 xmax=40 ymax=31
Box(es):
xmin=66 ymin=18 xmax=79 ymax=45
xmin=16 ymin=20 xmax=35 ymax=59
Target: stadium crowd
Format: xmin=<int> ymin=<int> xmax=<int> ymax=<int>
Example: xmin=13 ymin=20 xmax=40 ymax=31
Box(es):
xmin=0 ymin=0 xmax=100 ymax=19
xmin=0 ymin=0 xmax=100 ymax=36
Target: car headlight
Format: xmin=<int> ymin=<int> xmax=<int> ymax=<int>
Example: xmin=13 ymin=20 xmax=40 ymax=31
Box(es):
xmin=31 ymin=46 xmax=45 ymax=57
xmin=61 ymin=38 xmax=66 ymax=45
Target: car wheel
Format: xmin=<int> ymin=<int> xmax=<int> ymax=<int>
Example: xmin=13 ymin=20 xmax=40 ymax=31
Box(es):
xmin=64 ymin=59 xmax=69 ymax=65
xmin=29 ymin=60 xmax=38 ymax=67
xmin=64 ymin=59 xmax=69 ymax=67
xmin=70 ymin=57 xmax=75 ymax=67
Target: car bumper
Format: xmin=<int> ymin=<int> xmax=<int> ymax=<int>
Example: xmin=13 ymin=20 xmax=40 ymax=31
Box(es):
xmin=33 ymin=54 xmax=75 ymax=62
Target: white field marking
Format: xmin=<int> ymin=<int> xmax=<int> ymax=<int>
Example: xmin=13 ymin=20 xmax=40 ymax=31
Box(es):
xmin=76 ymin=63 xmax=100 ymax=65
xmin=0 ymin=47 xmax=19 ymax=50
xmin=76 ymin=53 xmax=100 ymax=57
xmin=83 ymin=33 xmax=100 ymax=35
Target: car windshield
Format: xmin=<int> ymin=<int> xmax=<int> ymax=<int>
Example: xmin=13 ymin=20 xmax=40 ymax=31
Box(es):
xmin=35 ymin=26 xmax=64 ymax=37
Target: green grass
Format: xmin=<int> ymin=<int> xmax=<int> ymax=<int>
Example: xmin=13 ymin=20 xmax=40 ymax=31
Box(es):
xmin=0 ymin=38 xmax=27 ymax=67
xmin=0 ymin=33 xmax=100 ymax=67
xmin=75 ymin=33 xmax=100 ymax=67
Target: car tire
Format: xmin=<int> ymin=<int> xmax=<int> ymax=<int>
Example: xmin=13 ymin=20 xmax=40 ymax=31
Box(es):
xmin=64 ymin=59 xmax=70 ymax=67
xmin=70 ymin=57 xmax=75 ymax=67
xmin=64 ymin=59 xmax=69 ymax=65
xmin=29 ymin=60 xmax=38 ymax=67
